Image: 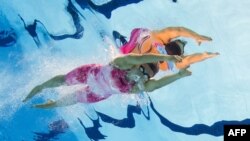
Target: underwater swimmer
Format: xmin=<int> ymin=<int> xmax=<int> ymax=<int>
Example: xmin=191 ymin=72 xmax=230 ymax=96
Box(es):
xmin=116 ymin=27 xmax=213 ymax=73
xmin=23 ymin=52 xmax=218 ymax=109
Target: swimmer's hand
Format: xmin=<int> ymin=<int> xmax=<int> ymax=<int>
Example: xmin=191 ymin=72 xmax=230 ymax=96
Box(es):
xmin=195 ymin=35 xmax=212 ymax=45
xmin=204 ymin=52 xmax=220 ymax=58
xmin=178 ymin=67 xmax=192 ymax=77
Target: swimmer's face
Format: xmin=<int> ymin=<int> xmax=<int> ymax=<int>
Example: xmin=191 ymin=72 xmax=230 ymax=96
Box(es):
xmin=141 ymin=64 xmax=155 ymax=78
xmin=140 ymin=63 xmax=158 ymax=78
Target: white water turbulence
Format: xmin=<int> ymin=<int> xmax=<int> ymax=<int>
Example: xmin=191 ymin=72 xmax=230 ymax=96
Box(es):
xmin=0 ymin=0 xmax=250 ymax=141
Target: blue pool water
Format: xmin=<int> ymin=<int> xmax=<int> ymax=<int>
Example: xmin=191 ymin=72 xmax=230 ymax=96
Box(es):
xmin=1 ymin=0 xmax=250 ymax=140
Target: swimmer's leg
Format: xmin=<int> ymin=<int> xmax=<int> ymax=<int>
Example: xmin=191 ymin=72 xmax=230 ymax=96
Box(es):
xmin=34 ymin=93 xmax=78 ymax=109
xmin=23 ymin=75 xmax=65 ymax=102
xmin=175 ymin=52 xmax=219 ymax=69
xmin=33 ymin=86 xmax=109 ymax=109
xmin=33 ymin=37 xmax=41 ymax=47
xmin=33 ymin=100 xmax=57 ymax=109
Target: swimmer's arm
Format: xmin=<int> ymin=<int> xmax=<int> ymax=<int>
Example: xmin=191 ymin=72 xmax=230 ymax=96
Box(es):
xmin=112 ymin=53 xmax=182 ymax=69
xmin=152 ymin=27 xmax=212 ymax=45
xmin=143 ymin=69 xmax=192 ymax=92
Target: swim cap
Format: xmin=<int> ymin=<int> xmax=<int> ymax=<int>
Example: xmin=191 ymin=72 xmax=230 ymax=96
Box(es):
xmin=164 ymin=39 xmax=186 ymax=55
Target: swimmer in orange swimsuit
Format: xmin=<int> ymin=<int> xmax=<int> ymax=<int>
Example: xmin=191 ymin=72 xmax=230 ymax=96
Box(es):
xmin=117 ymin=27 xmax=215 ymax=75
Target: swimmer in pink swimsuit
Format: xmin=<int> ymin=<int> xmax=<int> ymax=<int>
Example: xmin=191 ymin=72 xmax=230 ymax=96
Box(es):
xmin=64 ymin=64 xmax=135 ymax=103
xmin=23 ymin=50 xmax=218 ymax=109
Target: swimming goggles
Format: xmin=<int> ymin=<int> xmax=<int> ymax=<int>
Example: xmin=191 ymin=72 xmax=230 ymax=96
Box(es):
xmin=139 ymin=66 xmax=150 ymax=80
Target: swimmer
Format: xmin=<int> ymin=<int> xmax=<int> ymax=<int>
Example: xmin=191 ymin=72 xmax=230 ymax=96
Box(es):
xmin=23 ymin=52 xmax=218 ymax=109
xmin=114 ymin=27 xmax=214 ymax=76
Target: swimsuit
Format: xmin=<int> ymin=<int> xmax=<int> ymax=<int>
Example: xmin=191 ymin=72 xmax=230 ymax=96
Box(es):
xmin=120 ymin=28 xmax=176 ymax=71
xmin=120 ymin=28 xmax=151 ymax=54
xmin=65 ymin=64 xmax=135 ymax=103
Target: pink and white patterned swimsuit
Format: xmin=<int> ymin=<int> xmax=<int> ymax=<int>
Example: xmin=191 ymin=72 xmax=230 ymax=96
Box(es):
xmin=65 ymin=64 xmax=135 ymax=103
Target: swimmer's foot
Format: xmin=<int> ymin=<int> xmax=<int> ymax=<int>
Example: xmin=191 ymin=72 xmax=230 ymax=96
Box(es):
xmin=112 ymin=30 xmax=127 ymax=46
xmin=23 ymin=85 xmax=43 ymax=102
xmin=33 ymin=100 xmax=57 ymax=109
